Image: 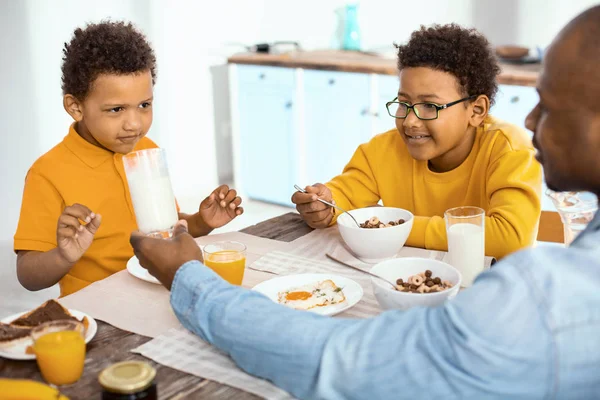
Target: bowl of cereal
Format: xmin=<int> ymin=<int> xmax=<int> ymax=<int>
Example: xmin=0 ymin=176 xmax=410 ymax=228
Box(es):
xmin=370 ymin=258 xmax=461 ymax=310
xmin=337 ymin=207 xmax=414 ymax=263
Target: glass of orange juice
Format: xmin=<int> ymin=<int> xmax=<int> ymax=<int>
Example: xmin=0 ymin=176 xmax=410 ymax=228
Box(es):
xmin=203 ymin=241 xmax=246 ymax=285
xmin=31 ymin=320 xmax=86 ymax=386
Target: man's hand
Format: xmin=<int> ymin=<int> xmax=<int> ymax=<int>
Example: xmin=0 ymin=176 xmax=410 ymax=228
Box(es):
xmin=291 ymin=184 xmax=334 ymax=229
xmin=130 ymin=220 xmax=203 ymax=290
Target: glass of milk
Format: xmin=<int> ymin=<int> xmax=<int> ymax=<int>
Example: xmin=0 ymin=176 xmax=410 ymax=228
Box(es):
xmin=444 ymin=206 xmax=485 ymax=287
xmin=123 ymin=148 xmax=179 ymax=238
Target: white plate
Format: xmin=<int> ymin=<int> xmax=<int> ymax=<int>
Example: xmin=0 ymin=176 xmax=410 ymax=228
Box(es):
xmin=252 ymin=273 xmax=364 ymax=316
xmin=127 ymin=256 xmax=161 ymax=284
xmin=0 ymin=309 xmax=98 ymax=361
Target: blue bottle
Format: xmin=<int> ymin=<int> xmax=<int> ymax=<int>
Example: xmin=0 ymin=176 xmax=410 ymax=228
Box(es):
xmin=342 ymin=4 xmax=361 ymax=51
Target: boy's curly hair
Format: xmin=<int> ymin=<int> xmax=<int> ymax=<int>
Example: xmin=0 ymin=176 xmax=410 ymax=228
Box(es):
xmin=396 ymin=24 xmax=500 ymax=105
xmin=61 ymin=21 xmax=156 ymax=99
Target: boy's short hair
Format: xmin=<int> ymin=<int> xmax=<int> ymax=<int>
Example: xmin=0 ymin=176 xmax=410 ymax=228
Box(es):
xmin=396 ymin=24 xmax=500 ymax=105
xmin=61 ymin=21 xmax=157 ymax=99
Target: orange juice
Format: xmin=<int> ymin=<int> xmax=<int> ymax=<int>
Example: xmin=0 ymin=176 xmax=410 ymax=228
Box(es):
xmin=204 ymin=250 xmax=246 ymax=285
xmin=33 ymin=330 xmax=85 ymax=385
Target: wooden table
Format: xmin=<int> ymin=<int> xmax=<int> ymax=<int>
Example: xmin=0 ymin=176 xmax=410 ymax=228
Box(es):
xmin=0 ymin=213 xmax=312 ymax=399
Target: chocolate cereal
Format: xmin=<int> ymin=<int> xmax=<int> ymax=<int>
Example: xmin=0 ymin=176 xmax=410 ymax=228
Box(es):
xmin=394 ymin=271 xmax=454 ymax=294
xmin=360 ymin=216 xmax=406 ymax=229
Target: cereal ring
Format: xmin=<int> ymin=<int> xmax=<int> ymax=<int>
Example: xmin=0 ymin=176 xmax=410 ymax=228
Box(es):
xmin=422 ymin=285 xmax=431 ymax=293
xmin=430 ymin=285 xmax=440 ymax=291
xmin=412 ymin=275 xmax=424 ymax=286
xmin=369 ymin=216 xmax=380 ymax=225
xmin=417 ymin=285 xmax=427 ymax=293
xmin=442 ymin=280 xmax=453 ymax=288
xmin=418 ymin=272 xmax=426 ymax=279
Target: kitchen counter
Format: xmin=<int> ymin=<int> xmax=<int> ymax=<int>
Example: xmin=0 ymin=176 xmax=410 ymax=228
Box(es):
xmin=228 ymin=50 xmax=540 ymax=87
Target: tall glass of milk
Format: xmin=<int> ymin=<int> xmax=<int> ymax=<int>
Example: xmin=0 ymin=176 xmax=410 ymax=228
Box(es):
xmin=123 ymin=148 xmax=178 ymax=238
xmin=444 ymin=206 xmax=485 ymax=287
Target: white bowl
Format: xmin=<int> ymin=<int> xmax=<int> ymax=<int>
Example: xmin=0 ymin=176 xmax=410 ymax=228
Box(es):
xmin=337 ymin=207 xmax=414 ymax=263
xmin=370 ymin=258 xmax=461 ymax=311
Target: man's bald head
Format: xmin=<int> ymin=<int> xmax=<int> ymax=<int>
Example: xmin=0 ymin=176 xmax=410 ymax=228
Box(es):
xmin=526 ymin=5 xmax=600 ymax=196
xmin=544 ymin=5 xmax=600 ymax=111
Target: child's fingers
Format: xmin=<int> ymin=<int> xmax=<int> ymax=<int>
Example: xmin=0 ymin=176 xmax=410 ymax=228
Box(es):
xmin=85 ymin=214 xmax=102 ymax=234
xmin=64 ymin=204 xmax=95 ymax=223
xmin=58 ymin=214 xmax=84 ymax=231
xmin=292 ymin=191 xmax=318 ymax=205
xmin=214 ymin=185 xmax=230 ymax=200
xmin=306 ymin=209 xmax=333 ymax=225
xmin=312 ymin=183 xmax=331 ymax=198
xmin=235 ymin=207 xmax=244 ymax=216
xmin=296 ymin=200 xmax=329 ymax=214
xmin=57 ymin=226 xmax=78 ymax=240
xmin=221 ymin=190 xmax=237 ymax=207
xmin=228 ymin=196 xmax=242 ymax=209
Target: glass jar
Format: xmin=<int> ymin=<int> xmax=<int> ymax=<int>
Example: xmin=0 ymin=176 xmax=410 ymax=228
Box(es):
xmin=99 ymin=361 xmax=157 ymax=400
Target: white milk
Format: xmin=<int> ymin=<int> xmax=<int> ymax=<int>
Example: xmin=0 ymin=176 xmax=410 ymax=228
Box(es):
xmin=127 ymin=174 xmax=178 ymax=235
xmin=447 ymin=223 xmax=485 ymax=287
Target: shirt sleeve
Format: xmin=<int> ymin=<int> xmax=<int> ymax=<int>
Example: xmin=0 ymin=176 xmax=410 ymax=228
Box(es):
xmin=407 ymin=148 xmax=542 ymax=259
xmin=326 ymin=142 xmax=381 ymax=224
xmin=14 ymin=168 xmax=64 ymax=252
xmin=170 ymin=254 xmax=552 ymax=399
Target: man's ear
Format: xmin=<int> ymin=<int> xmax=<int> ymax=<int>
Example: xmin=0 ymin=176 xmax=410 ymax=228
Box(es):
xmin=469 ymin=95 xmax=490 ymax=127
xmin=63 ymin=94 xmax=84 ymax=121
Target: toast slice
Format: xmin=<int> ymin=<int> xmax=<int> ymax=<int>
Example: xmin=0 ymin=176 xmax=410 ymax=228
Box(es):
xmin=10 ymin=300 xmax=79 ymax=328
xmin=0 ymin=323 xmax=32 ymax=349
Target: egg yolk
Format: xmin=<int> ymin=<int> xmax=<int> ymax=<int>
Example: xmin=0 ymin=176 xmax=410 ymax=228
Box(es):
xmin=285 ymin=291 xmax=312 ymax=301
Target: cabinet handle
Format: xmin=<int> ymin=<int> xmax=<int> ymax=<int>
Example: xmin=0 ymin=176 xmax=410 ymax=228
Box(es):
xmin=328 ymin=79 xmax=335 ymax=85
xmin=361 ymin=108 xmax=378 ymax=117
xmin=285 ymin=101 xmax=293 ymax=109
xmin=259 ymin=73 xmax=266 ymax=80
xmin=510 ymin=96 xmax=520 ymax=103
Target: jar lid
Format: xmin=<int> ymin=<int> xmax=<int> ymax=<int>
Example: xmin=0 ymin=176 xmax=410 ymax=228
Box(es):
xmin=99 ymin=361 xmax=156 ymax=394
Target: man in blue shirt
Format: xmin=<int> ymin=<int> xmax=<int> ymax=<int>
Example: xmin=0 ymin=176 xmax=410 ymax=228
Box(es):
xmin=130 ymin=7 xmax=600 ymax=399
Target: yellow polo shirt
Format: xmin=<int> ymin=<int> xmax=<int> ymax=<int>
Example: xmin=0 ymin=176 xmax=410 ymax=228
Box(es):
xmin=327 ymin=116 xmax=542 ymax=259
xmin=14 ymin=124 xmax=161 ymax=296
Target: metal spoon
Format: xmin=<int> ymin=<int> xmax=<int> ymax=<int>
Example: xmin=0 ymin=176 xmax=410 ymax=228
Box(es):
xmin=325 ymin=254 xmax=397 ymax=290
xmin=293 ymin=184 xmax=361 ymax=228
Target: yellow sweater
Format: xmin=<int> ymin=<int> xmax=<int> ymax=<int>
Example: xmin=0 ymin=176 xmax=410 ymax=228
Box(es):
xmin=327 ymin=116 xmax=542 ymax=259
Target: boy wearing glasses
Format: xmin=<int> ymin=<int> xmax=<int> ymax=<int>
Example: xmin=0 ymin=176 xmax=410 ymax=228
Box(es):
xmin=292 ymin=24 xmax=542 ymax=259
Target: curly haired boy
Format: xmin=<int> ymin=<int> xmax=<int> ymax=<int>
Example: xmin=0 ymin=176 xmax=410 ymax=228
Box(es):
xmin=14 ymin=21 xmax=243 ymax=296
xmin=293 ymin=24 xmax=542 ymax=259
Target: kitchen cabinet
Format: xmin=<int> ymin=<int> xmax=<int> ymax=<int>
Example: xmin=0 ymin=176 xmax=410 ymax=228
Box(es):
xmin=233 ymin=65 xmax=298 ymax=206
xmin=374 ymin=74 xmax=400 ymax=135
xmin=491 ymin=84 xmax=539 ymax=136
xmin=303 ymin=70 xmax=372 ymax=184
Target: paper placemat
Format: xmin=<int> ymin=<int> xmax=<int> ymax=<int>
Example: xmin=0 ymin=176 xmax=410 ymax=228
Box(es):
xmin=132 ymin=327 xmax=295 ymax=400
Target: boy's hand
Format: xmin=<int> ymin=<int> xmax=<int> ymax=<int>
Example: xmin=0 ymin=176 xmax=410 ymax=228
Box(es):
xmin=56 ymin=204 xmax=102 ymax=264
xmin=130 ymin=220 xmax=203 ymax=290
xmin=199 ymin=185 xmax=244 ymax=229
xmin=291 ymin=184 xmax=334 ymax=229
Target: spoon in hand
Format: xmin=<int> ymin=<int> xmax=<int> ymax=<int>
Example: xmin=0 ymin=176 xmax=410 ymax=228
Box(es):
xmin=293 ymin=184 xmax=361 ymax=228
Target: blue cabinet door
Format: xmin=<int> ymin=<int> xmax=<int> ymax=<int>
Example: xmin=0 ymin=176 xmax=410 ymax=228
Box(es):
xmin=491 ymin=84 xmax=538 ymax=135
xmin=303 ymin=70 xmax=372 ymax=185
xmin=236 ymin=65 xmax=296 ymax=206
xmin=375 ymin=74 xmax=400 ymax=136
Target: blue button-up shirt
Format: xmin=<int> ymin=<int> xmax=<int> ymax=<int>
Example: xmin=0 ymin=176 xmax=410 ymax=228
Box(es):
xmin=171 ymin=212 xmax=600 ymax=399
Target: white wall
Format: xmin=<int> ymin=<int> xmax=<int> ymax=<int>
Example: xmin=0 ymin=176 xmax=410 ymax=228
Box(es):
xmin=1 ymin=0 xmax=598 ymax=240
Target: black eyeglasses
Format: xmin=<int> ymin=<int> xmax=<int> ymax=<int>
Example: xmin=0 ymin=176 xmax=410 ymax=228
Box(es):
xmin=386 ymin=95 xmax=477 ymax=121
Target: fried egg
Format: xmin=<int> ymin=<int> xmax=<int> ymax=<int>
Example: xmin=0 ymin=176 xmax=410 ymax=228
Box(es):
xmin=277 ymin=280 xmax=346 ymax=310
